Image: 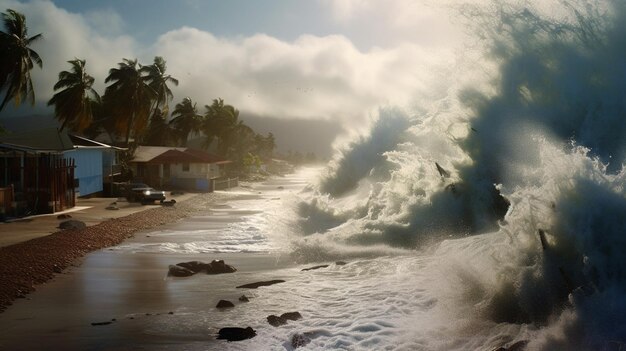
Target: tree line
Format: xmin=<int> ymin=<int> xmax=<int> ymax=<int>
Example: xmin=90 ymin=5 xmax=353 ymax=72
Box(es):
xmin=0 ymin=9 xmax=276 ymax=173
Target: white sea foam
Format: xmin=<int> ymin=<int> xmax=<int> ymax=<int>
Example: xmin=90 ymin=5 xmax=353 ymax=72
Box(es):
xmin=111 ymin=2 xmax=626 ymax=349
xmin=256 ymin=1 xmax=626 ymax=349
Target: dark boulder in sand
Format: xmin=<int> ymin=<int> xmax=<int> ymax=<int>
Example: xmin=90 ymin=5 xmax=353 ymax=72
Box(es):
xmin=236 ymin=280 xmax=285 ymax=289
xmin=292 ymin=333 xmax=312 ymax=348
xmin=206 ymin=259 xmax=237 ymax=274
xmin=91 ymin=321 xmax=112 ymax=326
xmin=161 ymin=199 xmax=176 ymax=207
xmin=172 ymin=260 xmax=236 ymax=276
xmin=59 ymin=220 xmax=86 ymax=230
xmin=217 ymin=327 xmax=256 ymax=341
xmin=216 ymin=300 xmax=235 ymax=308
xmin=167 ymin=264 xmax=195 ymax=277
xmin=335 ymin=261 xmax=347 ymax=266
xmin=238 ymin=295 xmax=249 ymax=302
xmin=177 ymin=261 xmax=208 ymax=273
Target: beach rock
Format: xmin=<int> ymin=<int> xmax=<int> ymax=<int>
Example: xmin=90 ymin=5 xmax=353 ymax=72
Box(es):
xmin=57 ymin=214 xmax=72 ymax=219
xmin=91 ymin=321 xmax=112 ymax=326
xmin=206 ymin=260 xmax=237 ymax=274
xmin=335 ymin=261 xmax=347 ymax=266
xmin=216 ymin=300 xmax=235 ymax=308
xmin=217 ymin=327 xmax=256 ymax=341
xmin=267 ymin=312 xmax=302 ymax=327
xmin=173 ymin=260 xmax=237 ymax=275
xmin=238 ymin=295 xmax=249 ymax=302
xmin=291 ymin=333 xmax=311 ymax=348
xmin=301 ymin=264 xmax=329 ymax=271
xmin=177 ymin=261 xmax=209 ymax=273
xmin=58 ymin=220 xmax=86 ymax=230
xmin=236 ymin=280 xmax=286 ymax=289
xmin=167 ymin=264 xmax=195 ymax=277
xmin=267 ymin=315 xmax=286 ymax=327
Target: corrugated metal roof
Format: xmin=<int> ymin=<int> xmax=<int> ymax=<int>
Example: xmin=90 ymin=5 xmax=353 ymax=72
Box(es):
xmin=133 ymin=146 xmax=230 ymax=164
xmin=0 ymin=127 xmax=74 ymax=152
xmin=133 ymin=146 xmax=185 ymax=162
xmin=69 ymin=134 xmax=125 ymax=150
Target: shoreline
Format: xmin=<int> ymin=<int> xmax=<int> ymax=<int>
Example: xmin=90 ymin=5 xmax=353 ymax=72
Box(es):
xmin=0 ymin=191 xmax=230 ymax=313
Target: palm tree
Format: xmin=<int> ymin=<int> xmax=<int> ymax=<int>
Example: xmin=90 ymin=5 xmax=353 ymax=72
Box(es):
xmin=202 ymin=98 xmax=240 ymax=154
xmin=144 ymin=108 xmax=177 ymax=146
xmin=254 ymin=132 xmax=276 ymax=159
xmin=104 ymin=58 xmax=155 ymax=145
xmin=170 ymin=97 xmax=201 ymax=146
xmin=48 ymin=59 xmax=100 ymax=132
xmin=141 ymin=56 xmax=178 ymax=117
xmin=0 ymin=9 xmax=43 ymax=111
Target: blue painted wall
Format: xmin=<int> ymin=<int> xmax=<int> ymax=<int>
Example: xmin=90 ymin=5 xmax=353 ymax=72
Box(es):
xmin=65 ymin=149 xmax=104 ymax=196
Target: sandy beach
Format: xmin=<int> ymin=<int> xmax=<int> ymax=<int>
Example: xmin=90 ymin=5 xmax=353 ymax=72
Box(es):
xmin=0 ymin=173 xmax=310 ymax=351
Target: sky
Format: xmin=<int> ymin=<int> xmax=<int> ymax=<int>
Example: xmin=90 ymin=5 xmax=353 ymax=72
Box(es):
xmin=0 ymin=0 xmax=470 ymax=156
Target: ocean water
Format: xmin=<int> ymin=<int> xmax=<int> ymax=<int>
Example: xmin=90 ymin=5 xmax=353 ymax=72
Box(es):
xmin=225 ymin=1 xmax=626 ymax=349
xmin=111 ymin=2 xmax=625 ymax=349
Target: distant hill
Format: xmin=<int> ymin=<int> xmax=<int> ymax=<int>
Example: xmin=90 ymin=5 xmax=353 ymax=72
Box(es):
xmin=242 ymin=114 xmax=340 ymax=159
xmin=0 ymin=112 xmax=340 ymax=159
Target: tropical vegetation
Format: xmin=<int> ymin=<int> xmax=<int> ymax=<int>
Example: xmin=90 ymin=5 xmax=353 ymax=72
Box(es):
xmin=47 ymin=58 xmax=99 ymax=132
xmin=0 ymin=9 xmax=42 ymax=111
xmin=1 ymin=8 xmax=278 ymax=175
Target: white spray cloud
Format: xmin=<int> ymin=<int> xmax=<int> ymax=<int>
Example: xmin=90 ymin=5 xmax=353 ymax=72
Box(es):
xmin=320 ymin=0 xmax=467 ymax=48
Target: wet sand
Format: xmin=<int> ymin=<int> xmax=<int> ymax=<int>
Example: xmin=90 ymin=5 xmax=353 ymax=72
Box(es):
xmin=0 ymin=176 xmax=308 ymax=350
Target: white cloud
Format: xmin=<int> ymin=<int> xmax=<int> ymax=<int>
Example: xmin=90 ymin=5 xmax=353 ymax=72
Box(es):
xmin=1 ymin=0 xmax=455 ymax=129
xmin=320 ymin=0 xmax=467 ymax=49
xmin=84 ymin=8 xmax=125 ymax=37
xmin=154 ymin=28 xmax=453 ymax=125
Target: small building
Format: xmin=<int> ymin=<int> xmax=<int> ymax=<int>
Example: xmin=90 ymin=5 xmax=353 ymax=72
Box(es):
xmin=0 ymin=128 xmax=123 ymax=217
xmin=131 ymin=146 xmax=231 ymax=192
xmin=0 ymin=129 xmax=75 ymax=216
xmin=65 ymin=134 xmax=124 ymax=197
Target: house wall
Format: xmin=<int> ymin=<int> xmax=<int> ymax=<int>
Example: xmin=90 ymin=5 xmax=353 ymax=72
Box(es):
xmin=130 ymin=161 xmax=223 ymax=192
xmin=170 ymin=162 xmax=221 ymax=179
xmin=65 ymin=149 xmax=103 ymax=196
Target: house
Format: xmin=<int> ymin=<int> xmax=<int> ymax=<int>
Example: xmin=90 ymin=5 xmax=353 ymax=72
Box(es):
xmin=130 ymin=146 xmax=231 ymax=191
xmin=0 ymin=129 xmax=75 ymax=216
xmin=0 ymin=128 xmax=123 ymax=217
xmin=65 ymin=134 xmax=124 ymax=197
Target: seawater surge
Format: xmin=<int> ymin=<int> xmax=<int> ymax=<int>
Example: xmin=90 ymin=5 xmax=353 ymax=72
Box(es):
xmin=286 ymin=1 xmax=626 ymax=349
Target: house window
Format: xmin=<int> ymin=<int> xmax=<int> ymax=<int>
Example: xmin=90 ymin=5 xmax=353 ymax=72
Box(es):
xmin=182 ymin=163 xmax=190 ymax=172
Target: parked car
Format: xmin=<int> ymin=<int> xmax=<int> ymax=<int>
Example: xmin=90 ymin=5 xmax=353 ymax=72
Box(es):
xmin=124 ymin=183 xmax=166 ymax=204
